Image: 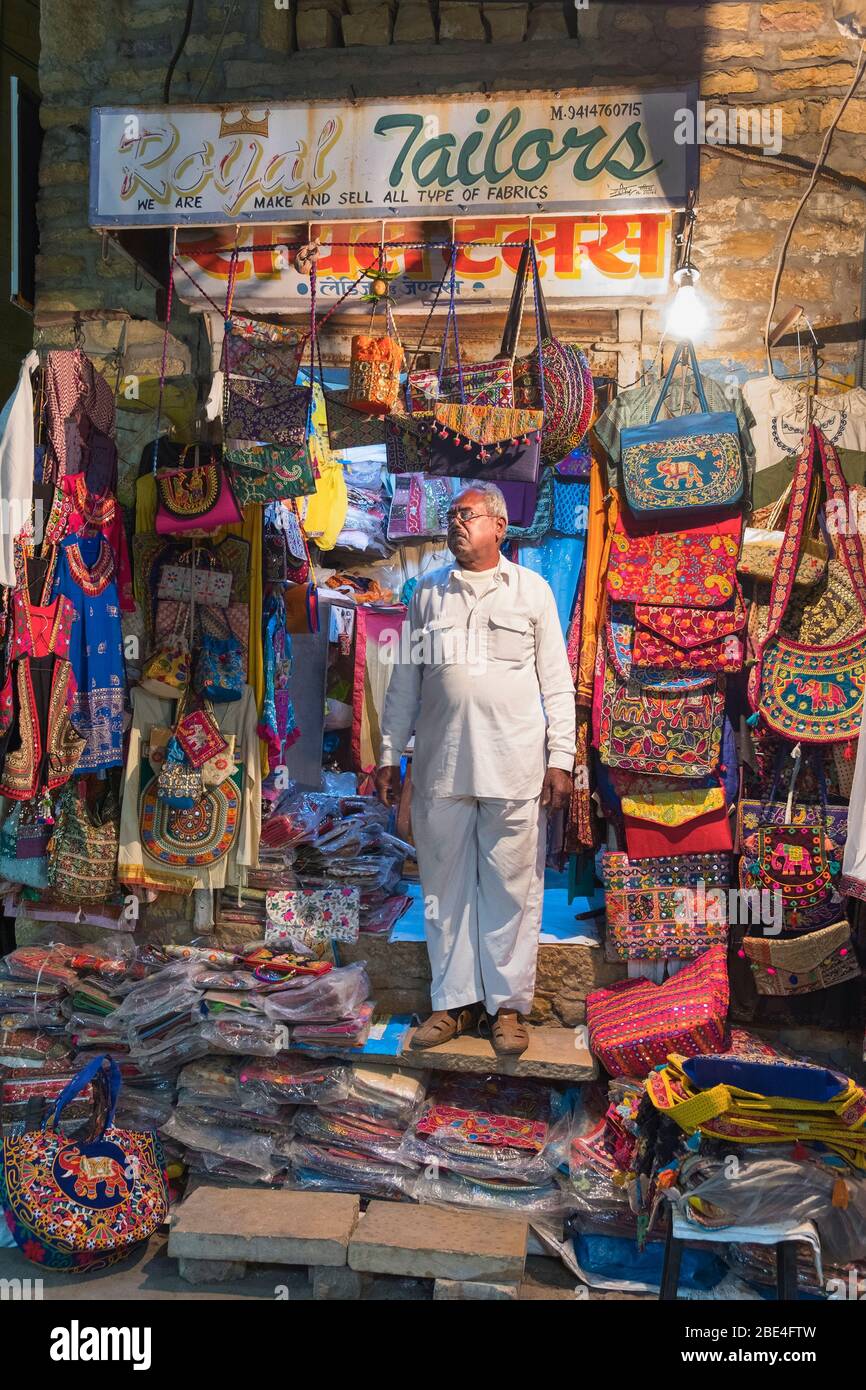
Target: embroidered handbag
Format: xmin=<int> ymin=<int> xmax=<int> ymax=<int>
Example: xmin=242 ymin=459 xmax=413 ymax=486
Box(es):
xmin=586 ymin=945 xmax=730 ymax=1079
xmin=406 ymin=360 xmax=514 ymax=411
xmin=738 ymin=476 xmax=827 ymax=587
xmin=598 ymin=632 xmax=726 ymax=779
xmin=0 ymin=803 xmax=51 ymax=889
xmin=174 ymin=702 xmax=227 ymax=770
xmin=607 ymin=509 xmax=741 ymax=609
xmin=155 ymin=449 xmax=242 ymax=535
xmin=139 ymin=640 xmax=190 ymax=697
xmin=140 ymin=774 xmax=241 ymax=869
xmin=265 ymin=887 xmax=360 ymax=944
xmin=224 ymin=315 xmax=304 ymax=386
xmin=47 ymin=783 xmax=120 ymax=902
xmin=223 ymin=444 xmax=318 ymax=506
xmin=387 ymin=473 xmax=460 ymax=541
xmin=751 ymin=427 xmax=866 ymax=745
xmin=615 ymin=774 xmax=733 ymax=857
xmin=194 ymin=630 xmax=244 ymax=703
xmin=223 ymin=377 xmax=312 ymax=450
xmin=348 ymin=325 xmax=404 ymax=416
xmin=503 ymin=245 xmax=594 ymax=465
xmin=739 ymin=821 xmax=843 ymax=931
xmin=428 ymin=402 xmax=544 ymax=483
xmin=157 ymin=562 xmax=232 ymax=608
xmin=601 ymin=850 xmax=731 ymax=960
xmin=0 ymin=1054 xmax=167 ymax=1272
xmin=147 ymin=726 xmax=236 ymax=788
xmin=384 ymin=410 xmax=435 ymax=474
xmin=632 ymin=587 xmax=747 ymax=673
xmin=620 ymin=339 xmax=744 ymax=518
xmin=322 ymin=390 xmax=388 ymax=450
xmin=742 ymin=920 xmax=860 ymax=996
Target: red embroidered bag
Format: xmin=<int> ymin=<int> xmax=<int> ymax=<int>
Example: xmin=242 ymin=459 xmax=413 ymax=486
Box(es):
xmin=586 ymin=945 xmax=730 ymax=1079
xmin=607 ymin=510 xmax=741 ymax=608
xmin=632 ymin=586 xmax=747 ymax=672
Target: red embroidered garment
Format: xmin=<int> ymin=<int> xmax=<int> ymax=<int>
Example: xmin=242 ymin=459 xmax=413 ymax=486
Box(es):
xmin=632 ymin=587 xmax=746 ymax=672
xmin=414 ymin=1105 xmax=548 ymax=1153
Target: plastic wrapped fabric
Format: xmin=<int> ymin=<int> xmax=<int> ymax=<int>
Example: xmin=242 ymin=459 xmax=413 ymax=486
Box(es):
xmin=675 ymin=1152 xmax=866 ymax=1265
xmin=262 ymin=962 xmax=370 ymax=1024
xmin=200 ymin=1017 xmax=288 ymax=1057
xmin=238 ymin=1055 xmax=350 ymax=1106
xmin=289 ymin=1139 xmax=415 ymax=1200
xmin=324 ymin=1063 xmax=427 ymax=1127
xmin=399 ymin=1110 xmax=571 ymax=1185
xmin=410 ymin=1168 xmax=571 ymax=1216
xmin=112 ymin=961 xmax=202 ymax=1029
xmin=161 ymin=1109 xmax=279 ymax=1175
xmin=293 ymin=1108 xmax=413 ymax=1166
xmin=186 ymin=1149 xmax=287 ymax=1185
xmin=175 ymin=1102 xmax=294 ymax=1139
xmin=0 ymin=1028 xmax=72 ymax=1069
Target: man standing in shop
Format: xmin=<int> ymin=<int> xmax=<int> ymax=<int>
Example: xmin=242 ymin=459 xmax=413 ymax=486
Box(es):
xmin=375 ymin=483 xmax=575 ymax=1057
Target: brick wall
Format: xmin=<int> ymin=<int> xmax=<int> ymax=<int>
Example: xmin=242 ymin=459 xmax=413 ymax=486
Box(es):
xmin=36 ymin=0 xmax=866 ymax=381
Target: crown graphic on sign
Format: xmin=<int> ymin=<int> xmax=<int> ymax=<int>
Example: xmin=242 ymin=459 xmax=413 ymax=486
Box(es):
xmin=218 ymin=107 xmax=270 ymax=139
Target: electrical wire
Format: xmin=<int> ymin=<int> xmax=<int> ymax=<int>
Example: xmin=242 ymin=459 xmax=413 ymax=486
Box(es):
xmin=764 ymin=42 xmax=866 ymax=373
xmin=163 ymin=0 xmax=196 ymax=104
xmin=194 ymin=0 xmax=239 ymax=103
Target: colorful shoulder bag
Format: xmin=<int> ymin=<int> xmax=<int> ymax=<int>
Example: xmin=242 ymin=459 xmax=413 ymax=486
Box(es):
xmin=1 ymin=1054 xmax=167 ymax=1272
xmin=619 ymin=339 xmax=744 ymax=518
xmin=742 ymin=920 xmax=860 ymax=996
xmin=607 ymin=508 xmax=742 ymax=608
xmin=750 ymin=426 xmax=866 ymax=745
xmin=602 ymin=849 xmax=731 ymax=961
xmin=155 ymin=446 xmax=242 ymax=535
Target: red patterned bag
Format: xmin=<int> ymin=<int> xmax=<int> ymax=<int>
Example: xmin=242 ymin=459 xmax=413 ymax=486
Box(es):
xmin=586 ymin=945 xmax=730 ymax=1078
xmin=607 ymin=511 xmax=741 ymax=609
xmin=632 ymin=587 xmax=747 ymax=672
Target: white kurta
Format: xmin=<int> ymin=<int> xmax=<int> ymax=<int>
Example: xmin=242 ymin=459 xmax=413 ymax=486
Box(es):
xmin=380 ymin=552 xmax=575 ymax=1014
xmin=0 ymin=352 xmax=39 ymax=588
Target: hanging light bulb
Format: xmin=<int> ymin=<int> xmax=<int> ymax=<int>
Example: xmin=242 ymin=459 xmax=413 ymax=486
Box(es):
xmin=666 ymin=265 xmax=708 ymax=343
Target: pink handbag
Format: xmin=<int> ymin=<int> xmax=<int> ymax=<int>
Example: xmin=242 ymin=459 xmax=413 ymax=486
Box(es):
xmin=586 ymin=945 xmax=730 ymax=1078
xmin=155 ymin=448 xmax=242 ymax=535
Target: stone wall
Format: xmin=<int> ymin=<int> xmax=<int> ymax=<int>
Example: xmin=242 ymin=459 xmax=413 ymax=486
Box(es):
xmin=35 ymin=0 xmax=866 ymax=381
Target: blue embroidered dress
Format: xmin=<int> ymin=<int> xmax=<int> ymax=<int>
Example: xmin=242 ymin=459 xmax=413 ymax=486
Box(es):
xmin=53 ymin=534 xmax=127 ymax=772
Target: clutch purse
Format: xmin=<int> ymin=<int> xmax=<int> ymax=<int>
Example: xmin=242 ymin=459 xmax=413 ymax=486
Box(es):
xmin=742 ymin=920 xmax=860 ymax=996
xmin=427 ymin=403 xmax=543 ymax=483
xmin=607 ymin=510 xmax=741 ymax=609
xmin=601 ymin=850 xmax=730 ymax=961
xmin=265 ymin=887 xmax=360 ymax=944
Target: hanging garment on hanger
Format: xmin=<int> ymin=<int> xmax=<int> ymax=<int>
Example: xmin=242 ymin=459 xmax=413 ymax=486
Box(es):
xmin=52 ymin=535 xmax=128 ymax=773
xmin=42 ymin=349 xmax=115 ymax=481
xmin=0 ymin=351 xmax=39 ymax=587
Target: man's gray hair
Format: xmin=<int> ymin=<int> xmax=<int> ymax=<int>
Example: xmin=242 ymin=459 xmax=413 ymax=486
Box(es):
xmin=456 ymin=482 xmax=508 ymax=521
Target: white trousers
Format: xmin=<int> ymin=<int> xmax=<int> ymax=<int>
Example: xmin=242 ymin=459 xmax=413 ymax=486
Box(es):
xmin=411 ymin=795 xmax=546 ymax=1015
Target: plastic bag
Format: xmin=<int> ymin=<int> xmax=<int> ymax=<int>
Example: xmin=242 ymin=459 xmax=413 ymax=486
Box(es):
xmin=410 ymin=1168 xmax=571 ymax=1216
xmin=293 ymin=1107 xmax=414 ymax=1166
xmin=290 ymin=1139 xmax=415 ymax=1200
xmin=239 ymin=1055 xmax=350 ymax=1106
xmin=323 ymin=1063 xmax=426 ymax=1127
xmin=161 ymin=1109 xmax=279 ymax=1175
xmin=200 ymin=1017 xmax=288 ymax=1057
xmin=262 ymin=962 xmax=370 ymax=1024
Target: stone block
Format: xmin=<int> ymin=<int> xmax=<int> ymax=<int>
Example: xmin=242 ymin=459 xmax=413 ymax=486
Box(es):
xmin=759 ymin=2 xmax=828 ymax=32
xmin=349 ymin=1203 xmax=528 ymax=1282
xmin=700 ymin=69 xmax=760 ymax=97
xmin=526 ymin=3 xmax=567 ymax=40
xmin=821 ymin=98 xmax=866 ymax=134
xmin=393 ymin=2 xmax=436 ymax=42
xmin=168 ymin=1186 xmax=360 ymax=1267
xmin=259 ymin=1 xmax=293 ymax=51
xmin=40 ymin=162 xmax=89 ymax=189
xmin=178 ymin=1257 xmax=247 ymax=1284
xmin=341 ymin=4 xmax=393 ymax=43
xmin=434 ymin=1278 xmax=520 ymax=1300
xmin=484 ymin=3 xmax=527 ymax=42
xmin=781 ymin=37 xmax=856 ymax=60
xmin=310 ymin=1264 xmax=367 ymax=1299
xmin=345 ymin=0 xmax=392 ymax=8
xmin=775 ymin=61 xmax=858 ymax=90
xmin=439 ymin=1 xmax=486 ymax=41
xmin=667 ymin=3 xmax=753 ymax=28
xmin=298 ymin=8 xmax=341 ymax=48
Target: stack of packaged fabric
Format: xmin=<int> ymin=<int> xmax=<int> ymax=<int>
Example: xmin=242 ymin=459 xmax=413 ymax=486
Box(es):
xmin=403 ymin=1074 xmax=570 ymax=1216
xmin=287 ymin=1061 xmax=426 ymax=1199
xmin=161 ymin=1056 xmax=299 ymax=1185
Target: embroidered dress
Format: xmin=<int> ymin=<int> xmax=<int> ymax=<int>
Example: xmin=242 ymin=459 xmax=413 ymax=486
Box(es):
xmin=44 ymin=472 xmax=134 ymax=611
xmin=53 ymin=535 xmax=127 ymax=773
xmin=0 ymin=584 xmax=84 ymax=802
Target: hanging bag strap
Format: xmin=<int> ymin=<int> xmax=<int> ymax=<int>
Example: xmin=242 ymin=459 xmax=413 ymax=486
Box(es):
xmin=46 ymin=1054 xmax=121 ymax=1135
xmin=436 ymin=245 xmax=465 ymax=403
xmin=755 ymin=426 xmax=817 ymax=658
xmin=649 ymin=339 xmax=709 ymax=423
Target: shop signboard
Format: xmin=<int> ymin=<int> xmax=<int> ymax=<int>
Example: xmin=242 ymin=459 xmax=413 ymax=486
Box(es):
xmin=89 ymin=88 xmax=697 ymax=228
xmin=174 ymin=214 xmax=673 ymax=311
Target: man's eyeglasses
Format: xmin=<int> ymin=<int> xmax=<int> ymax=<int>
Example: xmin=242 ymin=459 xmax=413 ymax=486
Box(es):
xmin=446 ymin=507 xmax=492 ymax=526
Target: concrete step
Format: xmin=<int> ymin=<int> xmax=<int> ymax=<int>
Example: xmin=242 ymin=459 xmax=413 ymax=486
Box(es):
xmin=168 ymin=1185 xmax=360 ymax=1269
xmin=348 ymin=1201 xmax=528 ymax=1282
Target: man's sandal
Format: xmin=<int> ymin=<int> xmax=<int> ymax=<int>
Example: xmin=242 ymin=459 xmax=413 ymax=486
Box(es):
xmin=409 ymin=1006 xmax=479 ymax=1050
xmin=488 ymin=1009 xmax=530 ymax=1057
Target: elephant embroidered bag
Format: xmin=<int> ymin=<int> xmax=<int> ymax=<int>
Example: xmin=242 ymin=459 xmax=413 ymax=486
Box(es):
xmin=751 ymin=426 xmax=866 ymax=744
xmin=620 ymin=339 xmax=744 ymax=518
xmin=1 ymin=1054 xmax=167 ymax=1273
